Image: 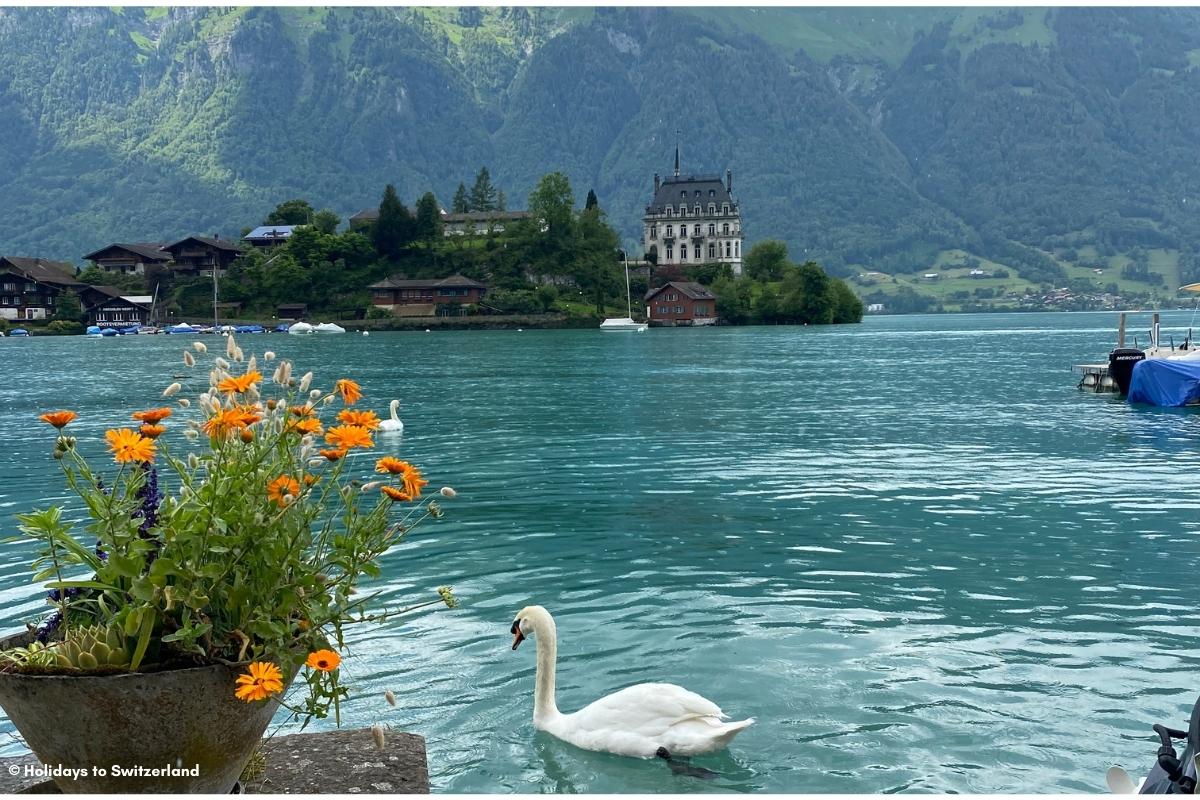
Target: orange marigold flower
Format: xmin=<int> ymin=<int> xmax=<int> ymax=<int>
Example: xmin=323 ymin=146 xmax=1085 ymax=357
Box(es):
xmin=139 ymin=424 xmax=167 ymax=439
xmin=132 ymin=407 xmax=172 ymax=424
xmin=234 ymin=661 xmax=284 ymax=703
xmin=303 ymin=474 xmax=318 ymax=487
xmin=216 ymin=370 xmax=263 ymax=395
xmin=319 ymin=448 xmax=346 ymax=462
xmin=381 ymin=485 xmax=412 ymax=503
xmin=287 ymin=417 xmax=323 ymax=436
xmin=289 ymin=405 xmax=315 ymax=417
xmin=337 ymin=409 xmax=380 ymax=430
xmin=334 ymin=378 xmax=362 ymax=405
xmin=266 ymin=475 xmax=301 ymax=507
xmin=202 ymin=407 xmax=257 ymax=439
xmin=325 ymin=424 xmax=373 ymax=451
xmin=305 ymin=649 xmax=341 ymax=672
xmin=105 ymin=428 xmax=156 ymax=464
xmin=399 ymin=463 xmax=429 ymax=500
xmin=39 ymin=411 xmax=77 ymax=429
xmin=375 ymin=456 xmax=408 ymax=474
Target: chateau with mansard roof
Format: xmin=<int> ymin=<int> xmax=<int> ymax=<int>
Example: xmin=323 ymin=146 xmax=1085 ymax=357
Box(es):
xmin=642 ymin=147 xmax=743 ymax=276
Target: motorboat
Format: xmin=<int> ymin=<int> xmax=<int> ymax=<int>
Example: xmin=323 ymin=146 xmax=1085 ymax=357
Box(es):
xmin=166 ymin=323 xmax=198 ymax=335
xmin=100 ymin=328 xmax=119 ymax=337
xmin=313 ymin=322 xmax=346 ymax=334
xmin=85 ymin=326 xmax=102 ymax=337
xmin=274 ymin=323 xmax=291 ymax=333
xmin=235 ymin=324 xmax=265 ymax=334
xmin=137 ymin=326 xmax=160 ymax=335
xmin=288 ymin=322 xmax=315 ymax=335
xmin=8 ymin=328 xmax=29 ymax=337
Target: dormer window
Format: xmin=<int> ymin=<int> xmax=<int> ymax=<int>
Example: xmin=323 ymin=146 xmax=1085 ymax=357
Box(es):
xmin=680 ymin=205 xmax=687 ymax=217
xmin=681 ymin=190 xmax=687 ymax=200
xmin=708 ymin=203 xmax=716 ymax=215
xmin=666 ymin=205 xmax=673 ymax=216
xmin=722 ymin=203 xmax=729 ymax=215
xmin=694 ymin=204 xmax=701 ymax=215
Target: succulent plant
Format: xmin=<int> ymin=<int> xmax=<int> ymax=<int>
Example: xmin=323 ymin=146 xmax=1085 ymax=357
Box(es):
xmin=0 ymin=640 xmax=56 ymax=669
xmin=49 ymin=625 xmax=131 ymax=671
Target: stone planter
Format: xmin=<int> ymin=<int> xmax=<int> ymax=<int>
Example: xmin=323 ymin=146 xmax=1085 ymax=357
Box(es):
xmin=0 ymin=632 xmax=288 ymax=793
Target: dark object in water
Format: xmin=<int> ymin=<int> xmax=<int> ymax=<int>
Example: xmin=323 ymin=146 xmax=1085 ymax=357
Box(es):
xmin=655 ymin=746 xmax=719 ymax=780
xmin=1139 ymin=695 xmax=1199 ymax=793
xmin=1109 ymin=347 xmax=1147 ymax=396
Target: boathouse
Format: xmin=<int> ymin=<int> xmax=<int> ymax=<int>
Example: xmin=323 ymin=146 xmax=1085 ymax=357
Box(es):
xmin=645 ymin=281 xmax=718 ymax=326
xmin=163 ymin=236 xmax=246 ymax=277
xmin=80 ymin=285 xmax=152 ymax=328
xmin=0 ymin=257 xmax=80 ymax=321
xmin=82 ymin=243 xmax=170 ymax=276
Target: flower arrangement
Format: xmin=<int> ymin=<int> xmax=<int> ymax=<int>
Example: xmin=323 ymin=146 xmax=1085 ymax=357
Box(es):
xmin=3 ymin=335 xmax=456 ymax=725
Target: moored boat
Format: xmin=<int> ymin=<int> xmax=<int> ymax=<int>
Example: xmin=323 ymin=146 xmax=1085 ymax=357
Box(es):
xmin=8 ymin=328 xmax=29 ymax=337
xmin=288 ymin=322 xmax=315 ymax=335
xmin=313 ymin=322 xmax=346 ymax=334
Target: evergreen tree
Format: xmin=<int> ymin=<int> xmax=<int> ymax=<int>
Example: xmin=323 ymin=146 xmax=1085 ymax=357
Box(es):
xmin=469 ymin=167 xmax=497 ymax=212
xmin=373 ymin=184 xmax=413 ymax=259
xmin=414 ymin=191 xmax=443 ymax=243
xmin=452 ymin=183 xmax=469 ymax=214
xmin=585 ymin=189 xmax=599 ymax=211
xmin=496 ymin=189 xmax=507 ymax=212
xmin=54 ymin=289 xmax=83 ymax=322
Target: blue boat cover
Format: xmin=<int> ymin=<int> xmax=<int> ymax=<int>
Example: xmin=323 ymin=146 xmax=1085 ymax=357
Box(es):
xmin=1127 ymin=358 xmax=1200 ymax=406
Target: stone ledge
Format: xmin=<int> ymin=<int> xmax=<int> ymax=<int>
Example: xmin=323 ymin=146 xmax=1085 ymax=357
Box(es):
xmin=0 ymin=728 xmax=429 ymax=794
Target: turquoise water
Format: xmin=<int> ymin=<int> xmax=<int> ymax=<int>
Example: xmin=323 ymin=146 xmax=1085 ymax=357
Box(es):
xmin=1 ymin=312 xmax=1199 ymax=793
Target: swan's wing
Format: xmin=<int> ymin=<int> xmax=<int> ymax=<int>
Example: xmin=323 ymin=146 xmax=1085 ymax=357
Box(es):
xmin=571 ymin=683 xmax=726 ymax=737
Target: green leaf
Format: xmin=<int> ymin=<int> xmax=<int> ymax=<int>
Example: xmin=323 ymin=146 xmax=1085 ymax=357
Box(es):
xmin=129 ymin=607 xmax=156 ymax=671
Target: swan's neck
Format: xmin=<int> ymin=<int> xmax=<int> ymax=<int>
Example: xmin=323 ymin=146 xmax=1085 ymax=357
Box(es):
xmin=532 ymin=614 xmax=559 ymax=723
xmin=389 ymin=403 xmax=400 ymax=422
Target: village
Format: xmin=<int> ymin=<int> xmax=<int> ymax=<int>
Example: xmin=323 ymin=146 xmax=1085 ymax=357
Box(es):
xmin=0 ymin=153 xmax=767 ymax=334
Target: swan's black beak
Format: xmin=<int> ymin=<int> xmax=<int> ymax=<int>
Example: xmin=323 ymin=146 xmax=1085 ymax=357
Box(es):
xmin=510 ymin=619 xmax=525 ymax=651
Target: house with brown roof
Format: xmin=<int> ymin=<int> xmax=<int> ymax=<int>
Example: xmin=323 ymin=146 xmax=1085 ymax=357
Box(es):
xmin=163 ymin=236 xmax=246 ymax=277
xmin=645 ymin=281 xmax=718 ymax=326
xmin=82 ymin=243 xmax=170 ymax=276
xmin=369 ymin=275 xmax=487 ymax=316
xmin=78 ymin=285 xmax=152 ymax=328
xmin=348 ymin=209 xmax=379 ymax=231
xmin=0 ymin=257 xmax=80 ymax=321
xmin=442 ymin=210 xmax=531 ymax=236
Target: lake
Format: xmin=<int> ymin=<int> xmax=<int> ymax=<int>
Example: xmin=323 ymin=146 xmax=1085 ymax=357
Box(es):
xmin=1 ymin=311 xmax=1199 ymax=793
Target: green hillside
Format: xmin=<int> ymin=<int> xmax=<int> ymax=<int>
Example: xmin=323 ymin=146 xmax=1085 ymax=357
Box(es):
xmin=1 ymin=7 xmax=1199 ymax=311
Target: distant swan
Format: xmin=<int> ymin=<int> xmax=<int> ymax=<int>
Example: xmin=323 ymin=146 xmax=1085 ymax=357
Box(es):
xmin=510 ymin=605 xmax=754 ymax=759
xmin=379 ymin=399 xmax=403 ymax=433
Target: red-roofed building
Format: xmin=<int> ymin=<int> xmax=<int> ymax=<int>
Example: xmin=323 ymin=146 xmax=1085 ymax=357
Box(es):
xmin=645 ymin=281 xmax=718 ymax=326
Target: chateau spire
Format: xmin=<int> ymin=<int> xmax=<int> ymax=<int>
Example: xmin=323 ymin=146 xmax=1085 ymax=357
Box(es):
xmin=674 ymin=131 xmax=680 ymax=177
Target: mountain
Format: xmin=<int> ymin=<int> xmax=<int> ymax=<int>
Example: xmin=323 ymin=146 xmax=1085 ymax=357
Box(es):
xmin=1 ymin=6 xmax=1199 ymax=301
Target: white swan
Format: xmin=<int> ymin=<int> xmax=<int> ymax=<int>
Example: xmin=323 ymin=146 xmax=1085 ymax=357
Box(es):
xmin=510 ymin=605 xmax=753 ymax=759
xmin=379 ymin=400 xmax=403 ymax=433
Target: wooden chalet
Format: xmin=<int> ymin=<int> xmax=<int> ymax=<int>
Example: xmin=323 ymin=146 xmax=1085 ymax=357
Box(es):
xmin=645 ymin=281 xmax=718 ymax=326
xmin=82 ymin=243 xmax=170 ymax=276
xmin=0 ymin=257 xmax=80 ymax=321
xmin=79 ymin=285 xmax=152 ymax=328
xmin=369 ymin=275 xmax=486 ymax=315
xmin=163 ymin=236 xmax=246 ymax=276
xmin=242 ymin=226 xmax=300 ymax=248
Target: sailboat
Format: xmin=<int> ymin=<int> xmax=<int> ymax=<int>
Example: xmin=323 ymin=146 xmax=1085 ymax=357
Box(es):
xmin=600 ymin=256 xmax=648 ymax=332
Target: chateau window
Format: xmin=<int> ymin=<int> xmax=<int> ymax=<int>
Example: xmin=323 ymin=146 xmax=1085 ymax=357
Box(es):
xmin=725 ymin=242 xmax=731 ymax=258
xmin=723 ymin=222 xmax=730 ymax=235
xmin=709 ymin=189 xmax=715 ymax=197
xmin=709 ymin=204 xmax=716 ymax=215
xmin=650 ymin=225 xmax=657 ymax=239
xmin=681 ymin=190 xmax=687 ymax=200
xmin=694 ymin=190 xmax=701 ymax=198
xmin=708 ymin=223 xmax=715 ymax=236
xmin=722 ymin=204 xmax=729 ymax=214
xmin=665 ymin=205 xmax=672 ymax=216
xmin=666 ymin=225 xmax=673 ymax=237
xmin=735 ymin=241 xmax=740 ymax=257
xmin=680 ymin=247 xmax=688 ymax=262
xmin=680 ymin=205 xmax=687 ymax=217
xmin=708 ymin=243 xmax=716 ymax=258
xmin=666 ymin=247 xmax=673 ymax=260
xmin=694 ymin=245 xmax=701 ymax=260
xmin=694 ymin=204 xmax=701 ymax=215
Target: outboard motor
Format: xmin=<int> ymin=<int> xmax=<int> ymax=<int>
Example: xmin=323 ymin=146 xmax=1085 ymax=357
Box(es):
xmin=1138 ymin=695 xmax=1199 ymax=793
xmin=1109 ymin=347 xmax=1147 ymax=396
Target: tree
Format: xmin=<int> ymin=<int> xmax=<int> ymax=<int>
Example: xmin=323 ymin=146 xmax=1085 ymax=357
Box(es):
xmin=414 ymin=192 xmax=443 ymax=243
xmin=496 ymin=190 xmax=507 ymax=212
xmin=373 ymin=184 xmax=413 ymax=260
xmin=312 ymin=209 xmax=340 ymax=235
xmin=469 ymin=167 xmax=497 ymax=212
xmin=585 ymin=189 xmax=599 ymax=211
xmin=573 ymin=205 xmax=620 ymax=314
xmin=265 ymin=199 xmax=315 ymax=226
xmin=528 ymin=172 xmax=574 ymax=243
xmin=54 ymin=289 xmax=83 ymax=322
xmin=744 ymin=240 xmax=790 ymax=281
xmin=452 ymin=183 xmax=469 ymax=214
